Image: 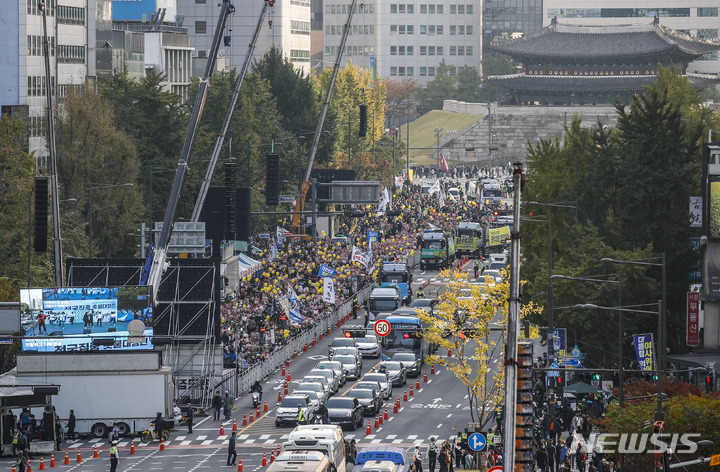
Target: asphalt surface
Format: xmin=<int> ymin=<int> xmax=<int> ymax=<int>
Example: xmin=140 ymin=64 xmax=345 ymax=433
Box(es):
xmin=1 ymin=262 xmax=505 ymax=471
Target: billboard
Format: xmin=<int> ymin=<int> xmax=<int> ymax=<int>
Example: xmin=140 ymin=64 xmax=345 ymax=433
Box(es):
xmin=112 ymin=0 xmax=156 ymax=20
xmin=19 ymin=286 xmax=153 ymax=353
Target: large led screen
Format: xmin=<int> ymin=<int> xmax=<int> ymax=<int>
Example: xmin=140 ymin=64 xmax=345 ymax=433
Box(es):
xmin=19 ymin=286 xmax=153 ymax=352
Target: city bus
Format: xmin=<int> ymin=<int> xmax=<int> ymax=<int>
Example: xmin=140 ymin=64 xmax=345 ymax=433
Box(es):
xmin=377 ymin=315 xmax=437 ymax=363
xmin=379 ymin=262 xmax=413 ymax=304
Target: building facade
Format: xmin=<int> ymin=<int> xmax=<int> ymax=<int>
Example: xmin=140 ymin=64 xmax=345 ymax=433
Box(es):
xmin=487 ymin=18 xmax=720 ymax=105
xmin=484 ymin=0 xmax=542 ymax=50
xmin=176 ymin=0 xmax=312 ymax=76
xmin=322 ymin=0 xmax=483 ymax=85
xmin=543 ymin=0 xmax=720 ymax=74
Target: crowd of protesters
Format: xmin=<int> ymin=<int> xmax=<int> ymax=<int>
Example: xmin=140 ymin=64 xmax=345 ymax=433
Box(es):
xmin=219 ymin=168 xmax=508 ymax=369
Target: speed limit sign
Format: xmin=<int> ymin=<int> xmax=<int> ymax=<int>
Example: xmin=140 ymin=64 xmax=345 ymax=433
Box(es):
xmin=374 ymin=319 xmax=391 ymax=337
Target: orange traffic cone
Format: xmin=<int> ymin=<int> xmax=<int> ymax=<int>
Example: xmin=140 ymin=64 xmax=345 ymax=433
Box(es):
xmin=249 ymin=411 xmax=254 ymax=423
xmin=264 ymin=401 xmax=269 ymax=412
xmin=12 ymin=465 xmax=16 ymax=472
xmin=278 ymin=391 xmax=283 ymax=402
xmin=327 ymin=326 xmax=331 ymax=335
xmin=233 ymin=419 xmax=238 ymax=431
xmin=337 ymin=319 xmax=341 ymax=328
xmin=76 ymin=450 xmax=82 ymax=463
xmin=160 ymin=438 xmax=166 ymax=451
xmin=416 ymin=377 xmax=421 ymax=390
xmin=447 ymin=349 xmax=452 ymax=357
xmin=379 ymin=414 xmax=383 ymax=425
xmin=50 ymin=454 xmax=56 ymax=468
xmin=277 ymin=445 xmax=281 ymax=456
xmin=93 ymin=445 xmax=99 ymax=458
xmin=293 ymin=348 xmax=298 ymax=358
xmin=131 ymin=441 xmax=136 ymax=455
xmin=431 ymin=364 xmax=436 ymax=375
xmin=64 ymin=452 xmax=70 ymax=465
xmin=237 ymin=457 xmax=244 ymax=472
xmin=284 ymin=381 xmax=289 ymax=395
xmin=366 ymin=420 xmax=372 ymax=435
xmin=424 ymin=371 xmax=428 ymax=382
xmin=409 ymin=385 xmax=414 ymax=396
xmin=39 ymin=457 xmax=45 ymax=470
xmin=286 ymin=357 xmax=290 ymax=367
xmin=312 ymin=336 xmax=316 ymax=347
xmin=286 ymin=372 xmax=292 ymax=383
xmin=319 ymin=332 xmax=323 ymax=341
xmin=27 ymin=461 xmax=31 ymax=472
xmin=374 ymin=416 xmax=379 ymax=429
xmin=262 ymin=452 xmax=268 ymax=466
xmin=242 ymin=413 xmax=248 ymax=426
xmin=282 ymin=365 xmax=286 ymax=376
xmin=384 ymin=407 xmax=389 ymax=420
xmin=393 ymin=399 xmax=399 ymax=414
xmin=256 ymin=406 xmax=261 ymax=417
xmin=220 ymin=423 xmax=225 ymax=436
xmin=270 ymin=449 xmax=275 ymax=463
xmin=403 ymin=389 xmax=408 ymax=401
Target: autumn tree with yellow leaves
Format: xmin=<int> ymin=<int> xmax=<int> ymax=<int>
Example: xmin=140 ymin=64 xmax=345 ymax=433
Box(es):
xmin=417 ymin=270 xmax=541 ymax=426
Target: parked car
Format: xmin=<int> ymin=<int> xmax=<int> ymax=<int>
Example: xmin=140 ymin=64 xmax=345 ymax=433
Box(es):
xmin=325 ymin=396 xmax=364 ymax=430
xmin=308 ymin=368 xmax=340 ymax=393
xmin=362 ymin=372 xmax=393 ymax=399
xmin=376 ymin=361 xmax=407 ymax=387
xmin=328 ymin=337 xmax=357 ymax=358
xmin=316 ymin=360 xmax=347 ymax=385
xmin=275 ymin=395 xmax=316 ymax=427
xmin=348 ymin=388 xmax=382 ymax=416
xmin=333 ymin=354 xmax=362 ymax=380
xmin=391 ymin=352 xmax=422 ymax=377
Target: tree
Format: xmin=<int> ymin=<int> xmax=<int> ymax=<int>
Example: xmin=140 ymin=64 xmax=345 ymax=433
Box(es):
xmin=54 ymin=84 xmax=144 ymax=258
xmin=416 ymin=61 xmax=457 ymax=115
xmin=417 ymin=271 xmax=541 ymax=425
xmin=455 ymin=67 xmax=483 ymax=103
xmin=385 ymin=78 xmax=421 ymax=127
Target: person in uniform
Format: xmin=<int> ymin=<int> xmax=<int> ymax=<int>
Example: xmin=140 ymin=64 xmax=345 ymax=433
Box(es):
xmin=296 ymin=404 xmax=305 ymax=425
xmin=109 ymin=441 xmax=119 ymax=472
xmin=428 ymin=437 xmax=438 ymax=472
xmin=186 ymin=403 xmax=194 ymax=434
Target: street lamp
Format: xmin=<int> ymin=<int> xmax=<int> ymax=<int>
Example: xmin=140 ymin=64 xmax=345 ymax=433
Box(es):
xmin=573 ymin=301 xmax=664 ymax=420
xmin=552 ymin=273 xmax=625 ymax=407
xmin=601 ymin=255 xmax=666 ymax=421
xmin=88 ymin=182 xmax=134 ymax=258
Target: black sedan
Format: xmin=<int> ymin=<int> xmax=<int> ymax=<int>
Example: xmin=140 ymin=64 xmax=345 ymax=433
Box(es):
xmin=326 ymin=396 xmax=364 ymax=430
xmin=376 ymin=361 xmax=407 ymax=387
xmin=391 ymin=352 xmax=422 ymax=377
xmin=348 ymin=388 xmax=382 ymax=416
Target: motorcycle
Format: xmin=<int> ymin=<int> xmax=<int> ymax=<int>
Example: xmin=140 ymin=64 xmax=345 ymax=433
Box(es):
xmin=251 ymin=391 xmax=260 ymax=409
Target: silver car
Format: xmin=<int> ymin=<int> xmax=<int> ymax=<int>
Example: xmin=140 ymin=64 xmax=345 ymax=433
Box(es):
xmin=296 ymin=381 xmax=330 ymax=404
xmin=316 ymin=360 xmax=347 ymax=385
xmin=362 ymin=372 xmax=393 ymax=399
xmin=355 ymin=334 xmax=382 ymax=358
xmin=308 ymin=369 xmax=340 ymax=393
xmin=333 ymin=354 xmax=362 ymax=380
xmin=303 ymin=375 xmax=333 ymax=398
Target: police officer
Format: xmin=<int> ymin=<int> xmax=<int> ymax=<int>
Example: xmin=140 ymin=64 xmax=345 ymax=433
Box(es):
xmin=414 ymin=445 xmax=423 ymax=472
xmin=296 ymin=404 xmax=305 ymax=425
xmin=428 ymin=437 xmax=438 ymax=472
xmin=109 ymin=441 xmax=119 ymax=472
xmin=186 ymin=402 xmax=194 ymax=434
xmin=352 ymin=297 xmax=358 ymax=319
xmin=473 ymin=259 xmax=480 ymax=279
xmin=416 ymin=287 xmax=425 ymax=299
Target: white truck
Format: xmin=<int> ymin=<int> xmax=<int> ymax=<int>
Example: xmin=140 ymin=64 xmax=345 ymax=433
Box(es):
xmin=6 ymin=351 xmax=173 ymax=438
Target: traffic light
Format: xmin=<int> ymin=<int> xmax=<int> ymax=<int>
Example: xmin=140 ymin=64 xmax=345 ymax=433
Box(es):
xmin=516 ymin=342 xmax=535 ymax=469
xmin=265 ymin=153 xmax=279 ymax=206
xmin=652 ymin=374 xmax=659 ymax=381
xmin=706 ymin=375 xmax=713 ymax=393
xmin=492 ymin=210 xmax=499 ymax=216
xmin=358 ymin=104 xmax=368 ymax=137
xmin=592 ymin=373 xmax=601 ymax=382
xmin=33 ymin=176 xmax=49 ymax=253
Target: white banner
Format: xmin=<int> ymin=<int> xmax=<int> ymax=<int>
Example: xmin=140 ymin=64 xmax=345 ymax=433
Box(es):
xmin=322 ymin=277 xmax=336 ymax=304
xmin=351 ymin=246 xmax=369 ymax=267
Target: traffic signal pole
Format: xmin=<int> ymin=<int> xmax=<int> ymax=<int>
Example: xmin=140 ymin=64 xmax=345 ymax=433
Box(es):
xmin=502 ymin=162 xmax=523 ymax=472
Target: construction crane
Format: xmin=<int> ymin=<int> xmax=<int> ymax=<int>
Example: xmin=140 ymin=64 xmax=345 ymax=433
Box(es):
xmin=190 ymin=0 xmax=272 ymax=222
xmin=142 ymin=0 xmax=235 ymax=299
xmin=290 ymin=0 xmax=359 ymax=237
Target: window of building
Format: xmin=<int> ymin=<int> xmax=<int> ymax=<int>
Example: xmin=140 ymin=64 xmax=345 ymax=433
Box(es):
xmin=450 ymin=67 xmax=457 ymax=75
xmin=437 ymin=5 xmax=443 ymax=13
xmin=429 ymin=25 xmax=435 ymax=34
xmin=399 ymin=25 xmax=405 ymax=34
xmin=195 ymin=21 xmax=207 ymax=34
xmin=429 ymin=67 xmax=436 ymax=76
xmin=399 ymin=66 xmax=405 ymax=76
xmin=458 ymin=4 xmax=464 ymax=13
xmin=407 ymin=46 xmax=414 ymax=55
xmin=331 ymin=4 xmax=336 ymax=13
xmin=697 ymin=29 xmax=719 ymax=39
xmin=428 ymin=46 xmax=435 ymax=55
xmin=698 ymin=7 xmax=718 ymax=16
xmin=399 ymin=46 xmax=405 ymax=55
xmin=458 ymin=25 xmax=464 ymax=34
xmin=458 ymin=46 xmax=464 ymax=55
xmin=399 ymin=4 xmax=405 ymax=13
xmin=325 ymin=46 xmax=331 ymax=55
xmin=450 ymin=4 xmax=456 ymax=14
xmin=466 ymin=4 xmax=472 ymax=14
xmin=437 ymin=25 xmax=443 ymax=34
xmin=420 ymin=4 xmax=427 ymax=13
xmin=290 ymin=49 xmax=311 ymax=61
xmin=365 ymin=24 xmax=370 ymax=34
xmin=326 ymin=25 xmax=331 ymax=34
xmin=420 ymin=67 xmax=427 ymax=76
xmin=390 ymin=45 xmax=397 ymax=55
xmin=466 ymin=25 xmax=473 ymax=35
xmin=390 ymin=24 xmax=397 ymax=34
xmin=420 ymin=46 xmax=427 ymax=55
xmin=407 ymin=67 xmax=414 ymax=76
xmin=195 ymin=0 xmax=206 ymax=3
xmin=407 ymin=5 xmax=414 ymax=13
xmin=429 ymin=4 xmax=435 ymax=13
xmin=450 ymin=25 xmax=456 ymax=35
xmin=466 ymin=46 xmax=472 ymax=55
xmin=370 ymin=25 xmax=375 ymax=34
xmin=342 ymin=4 xmax=347 ymax=13
xmin=291 ymin=20 xmax=311 ymax=34
xmin=450 ymin=46 xmax=456 ymax=55
xmin=326 ymin=4 xmax=331 ymax=14
xmin=420 ymin=25 xmax=427 ymax=34
xmin=437 ymin=46 xmax=443 ymax=55
xmin=390 ymin=4 xmax=397 ymax=13
xmin=390 ymin=67 xmax=397 ymax=76
xmin=407 ymin=25 xmax=413 ymax=34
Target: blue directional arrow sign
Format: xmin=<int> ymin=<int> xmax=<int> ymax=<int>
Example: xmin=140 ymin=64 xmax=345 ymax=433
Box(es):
xmin=468 ymin=433 xmax=486 ymax=451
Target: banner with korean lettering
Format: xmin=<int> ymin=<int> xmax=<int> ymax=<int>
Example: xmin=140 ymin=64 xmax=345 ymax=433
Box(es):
xmin=687 ymin=292 xmax=700 ymax=347
xmin=633 ymin=333 xmax=656 ymax=372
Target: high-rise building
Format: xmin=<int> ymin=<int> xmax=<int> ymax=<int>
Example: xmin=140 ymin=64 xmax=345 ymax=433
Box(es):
xmin=483 ymin=0 xmax=543 ymax=50
xmin=543 ymin=0 xmax=720 ymax=74
xmin=321 ymin=0 xmax=483 ymax=85
xmin=176 ymin=0 xmax=312 ymax=76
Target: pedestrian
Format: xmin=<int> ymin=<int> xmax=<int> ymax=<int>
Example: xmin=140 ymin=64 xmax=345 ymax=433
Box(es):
xmin=438 ymin=444 xmax=450 ymax=472
xmin=413 ymin=445 xmax=423 ymax=472
xmin=67 ymin=409 xmax=76 ymax=440
xmin=109 ymin=441 xmax=119 ymax=472
xmin=212 ymin=391 xmax=222 ymax=421
xmin=536 ymin=442 xmax=548 ymax=472
xmin=186 ymin=403 xmax=194 ymax=434
xmin=222 ymin=391 xmax=233 ymax=420
xmin=428 ymin=437 xmax=438 ymax=472
xmin=454 ymin=438 xmax=463 ymax=468
xmin=54 ymin=417 xmax=62 ymax=451
xmin=14 ymin=453 xmax=29 ymax=472
xmin=227 ymin=431 xmax=237 ymax=466
xmin=546 ymin=440 xmax=556 ymax=472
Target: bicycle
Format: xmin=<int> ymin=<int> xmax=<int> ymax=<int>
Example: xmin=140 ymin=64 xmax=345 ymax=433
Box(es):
xmin=140 ymin=422 xmax=170 ymax=443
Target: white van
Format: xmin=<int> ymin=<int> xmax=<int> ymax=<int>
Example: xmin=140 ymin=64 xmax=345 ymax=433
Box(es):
xmin=267 ymin=451 xmax=332 ymax=472
xmin=282 ymin=425 xmax=347 ymax=472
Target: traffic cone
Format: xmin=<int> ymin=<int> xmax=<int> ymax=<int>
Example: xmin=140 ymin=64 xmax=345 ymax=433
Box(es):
xmin=337 ymin=319 xmax=341 ymax=328
xmin=262 ymin=452 xmax=268 ymax=467
xmin=50 ymin=454 xmax=55 ymax=468
xmin=249 ymin=411 xmax=254 ymax=423
xmin=242 ymin=413 xmax=248 ymax=426
xmin=39 ymin=457 xmax=45 ymax=470
xmin=282 ymin=365 xmax=286 ymax=376
xmin=264 ymin=401 xmax=269 ymax=412
xmin=293 ymin=348 xmax=298 ymax=358
xmin=257 ymin=406 xmax=261 ymax=417
xmin=11 ymin=465 xmax=16 ymax=472
xmin=424 ymin=371 xmax=428 ymax=382
xmin=76 ymin=450 xmax=82 ymax=463
xmin=393 ymin=399 xmax=399 ymax=414
xmin=270 ymin=449 xmax=275 ymax=463
xmin=303 ymin=343 xmax=308 ymax=352
xmin=319 ymin=332 xmax=323 ymax=341
xmin=327 ymin=326 xmax=331 ymax=335
xmin=238 ymin=458 xmax=244 ymax=472
xmin=448 ymin=349 xmax=452 ymax=357
xmin=64 ymin=452 xmax=70 ymax=465
xmin=431 ymin=364 xmax=436 ymax=375
xmin=27 ymin=461 xmax=31 ymax=472
xmin=287 ymin=372 xmax=292 ymax=383
xmin=160 ymin=438 xmax=166 ymax=451
xmin=374 ymin=416 xmax=379 ymax=429
xmin=220 ymin=423 xmax=225 ymax=436
xmin=130 ymin=441 xmax=136 ymax=455
xmin=278 ymin=390 xmax=283 ymax=402
xmin=284 ymin=381 xmax=289 ymax=395
xmin=312 ymin=336 xmax=316 ymax=347
xmin=366 ymin=420 xmax=371 ymax=435
xmin=416 ymin=377 xmax=421 ymax=390
xmin=233 ymin=419 xmax=238 ymax=431
xmin=379 ymin=414 xmax=383 ymax=425
xmin=409 ymin=385 xmax=414 ymax=396
xmin=93 ymin=445 xmax=99 ymax=458
xmin=403 ymin=389 xmax=408 ymax=401
xmin=286 ymin=357 xmax=290 ymax=367
xmin=384 ymin=407 xmax=389 ymax=420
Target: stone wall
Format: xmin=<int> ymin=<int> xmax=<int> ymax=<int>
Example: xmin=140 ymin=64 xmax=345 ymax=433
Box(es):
xmin=440 ymin=101 xmax=619 ymax=164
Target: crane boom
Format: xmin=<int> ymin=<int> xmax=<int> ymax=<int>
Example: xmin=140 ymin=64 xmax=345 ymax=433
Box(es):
xmin=143 ymin=0 xmax=235 ymax=297
xmin=291 ymin=0 xmax=358 ymax=233
xmin=190 ymin=1 xmax=271 ymax=222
